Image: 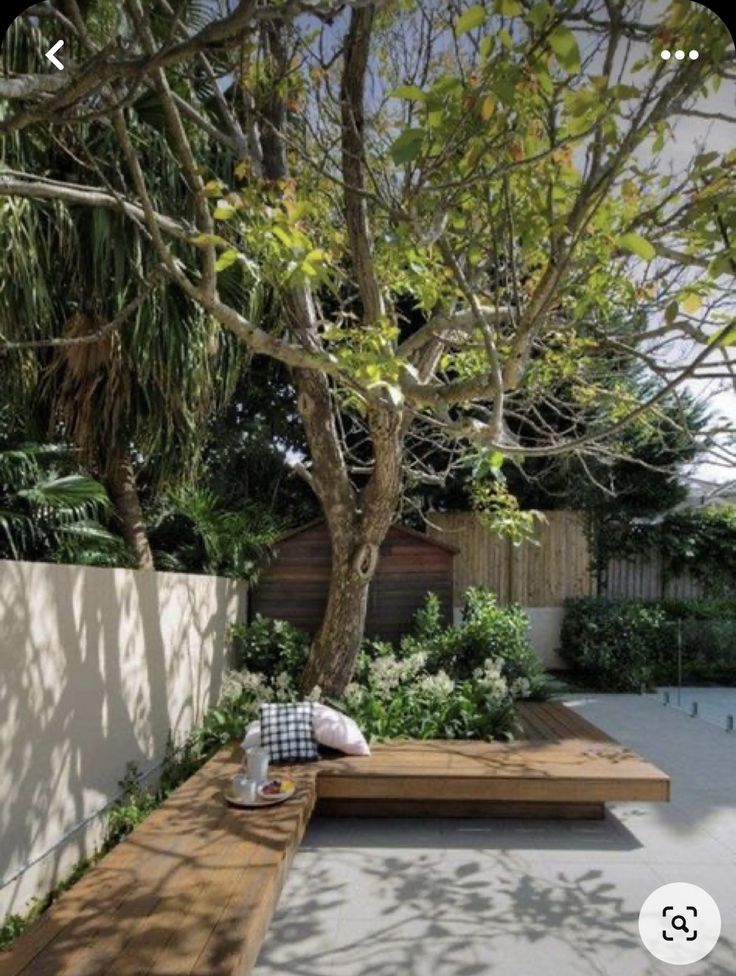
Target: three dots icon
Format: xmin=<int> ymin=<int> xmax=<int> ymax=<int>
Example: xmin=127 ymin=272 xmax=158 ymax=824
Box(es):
xmin=661 ymin=49 xmax=699 ymax=60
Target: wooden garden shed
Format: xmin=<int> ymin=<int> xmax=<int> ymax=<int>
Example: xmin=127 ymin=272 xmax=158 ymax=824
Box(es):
xmin=251 ymin=520 xmax=458 ymax=643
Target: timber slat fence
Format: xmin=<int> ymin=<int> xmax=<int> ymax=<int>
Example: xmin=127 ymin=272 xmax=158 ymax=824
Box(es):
xmin=427 ymin=511 xmax=594 ymax=606
xmin=426 ymin=511 xmax=714 ymax=606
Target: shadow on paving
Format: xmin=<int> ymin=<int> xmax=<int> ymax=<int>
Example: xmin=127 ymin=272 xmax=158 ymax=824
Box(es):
xmin=256 ymin=845 xmax=734 ymax=976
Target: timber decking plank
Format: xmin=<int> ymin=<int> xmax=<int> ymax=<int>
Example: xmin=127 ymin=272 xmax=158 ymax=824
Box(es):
xmin=0 ymin=702 xmax=669 ymax=976
xmin=536 ymin=702 xmax=617 ymax=743
xmin=5 ymin=750 xmax=239 ymax=976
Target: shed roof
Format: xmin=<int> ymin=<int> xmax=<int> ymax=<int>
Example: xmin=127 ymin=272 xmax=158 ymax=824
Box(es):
xmin=273 ymin=519 xmax=459 ymax=555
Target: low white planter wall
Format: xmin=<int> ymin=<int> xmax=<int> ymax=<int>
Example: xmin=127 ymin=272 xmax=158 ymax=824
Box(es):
xmin=522 ymin=606 xmax=567 ymax=670
xmin=0 ymin=559 xmax=246 ymax=919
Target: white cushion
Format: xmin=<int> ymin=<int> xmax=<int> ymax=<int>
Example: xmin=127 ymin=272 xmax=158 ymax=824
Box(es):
xmin=241 ymin=704 xmax=370 ymax=756
xmin=312 ymin=702 xmax=370 ymax=755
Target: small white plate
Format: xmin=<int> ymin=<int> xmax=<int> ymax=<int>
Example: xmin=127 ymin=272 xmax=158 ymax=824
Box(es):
xmin=224 ymin=778 xmax=296 ymax=808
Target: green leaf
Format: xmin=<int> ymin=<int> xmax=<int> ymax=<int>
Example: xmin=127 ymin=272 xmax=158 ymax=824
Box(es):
xmin=565 ymin=88 xmax=598 ymax=117
xmin=271 ymin=225 xmax=294 ymax=247
xmin=694 ymin=151 xmax=718 ymax=170
xmin=495 ymin=0 xmax=522 ymax=15
xmin=391 ymin=84 xmax=426 ymax=101
xmin=215 ymin=249 xmax=239 ymax=272
xmin=479 ymin=35 xmax=494 ymax=58
xmin=664 ymin=301 xmax=678 ymax=325
xmin=213 ymin=200 xmax=236 ymax=220
xmin=527 ymin=0 xmax=553 ymax=30
xmin=190 ymin=233 xmax=228 ymax=247
xmin=456 ymin=5 xmax=487 ymax=35
xmin=548 ymin=25 xmax=581 ymax=74
xmin=202 ymin=180 xmax=224 ymax=198
xmin=389 ymin=127 xmax=425 ymax=165
xmin=681 ymin=291 xmax=701 ymax=314
xmin=618 ymin=233 xmax=656 ymax=262
xmin=710 ymin=253 xmax=735 ymax=277
xmin=709 ymin=322 xmax=736 ymax=346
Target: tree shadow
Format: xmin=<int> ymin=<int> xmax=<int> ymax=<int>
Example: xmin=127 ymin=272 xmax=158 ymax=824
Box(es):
xmin=0 ymin=559 xmax=241 ymax=917
xmin=256 ymin=830 xmax=735 ymax=976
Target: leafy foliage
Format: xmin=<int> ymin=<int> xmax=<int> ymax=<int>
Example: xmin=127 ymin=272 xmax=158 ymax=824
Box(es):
xmin=105 ymin=762 xmax=160 ymax=846
xmin=560 ymin=596 xmax=736 ymax=690
xmin=231 ymin=615 xmax=311 ymax=682
xmin=598 ymin=505 xmax=736 ymax=597
xmin=399 ymin=588 xmax=550 ymax=694
xmin=147 ymin=487 xmax=283 ymax=581
xmin=0 ymin=441 xmax=126 ymax=564
xmin=228 ymin=589 xmax=552 ymax=741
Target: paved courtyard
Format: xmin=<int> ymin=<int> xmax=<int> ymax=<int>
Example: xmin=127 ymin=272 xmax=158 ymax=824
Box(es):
xmin=255 ymin=693 xmax=736 ymax=976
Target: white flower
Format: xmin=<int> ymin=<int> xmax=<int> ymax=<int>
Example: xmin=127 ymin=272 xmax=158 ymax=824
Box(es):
xmin=510 ymin=677 xmax=531 ymax=699
xmin=369 ymin=656 xmax=405 ymax=692
xmin=343 ymin=682 xmax=364 ymax=705
xmin=474 ymin=657 xmax=509 ymax=700
xmin=417 ymin=670 xmax=455 ymax=697
xmin=275 ymin=671 xmax=292 ymax=691
xmin=306 ymin=684 xmax=322 ymax=702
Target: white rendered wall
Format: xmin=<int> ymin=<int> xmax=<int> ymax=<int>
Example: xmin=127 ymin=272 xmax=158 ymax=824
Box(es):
xmin=0 ymin=559 xmax=245 ymax=919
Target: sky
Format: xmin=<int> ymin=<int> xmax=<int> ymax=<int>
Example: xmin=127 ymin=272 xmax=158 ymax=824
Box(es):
xmin=655 ymin=13 xmax=736 ymax=483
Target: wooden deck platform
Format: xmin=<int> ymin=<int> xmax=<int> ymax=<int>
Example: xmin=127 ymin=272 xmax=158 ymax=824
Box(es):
xmin=315 ymin=701 xmax=669 ymax=819
xmin=0 ymin=702 xmax=669 ymax=976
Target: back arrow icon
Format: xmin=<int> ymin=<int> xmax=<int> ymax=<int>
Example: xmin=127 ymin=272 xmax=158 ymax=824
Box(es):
xmin=45 ymin=40 xmax=65 ymax=71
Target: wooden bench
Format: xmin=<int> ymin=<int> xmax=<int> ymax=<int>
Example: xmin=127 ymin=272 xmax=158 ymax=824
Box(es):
xmin=316 ymin=700 xmax=669 ymax=820
xmin=0 ymin=702 xmax=669 ymax=976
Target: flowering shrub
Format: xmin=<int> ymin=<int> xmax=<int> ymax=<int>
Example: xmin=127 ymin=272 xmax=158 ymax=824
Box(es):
xmin=225 ymin=588 xmax=551 ymax=742
xmin=400 ymin=589 xmax=549 ymax=696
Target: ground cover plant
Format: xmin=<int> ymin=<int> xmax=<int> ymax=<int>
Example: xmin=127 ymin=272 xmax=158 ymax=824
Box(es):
xmin=560 ymin=596 xmax=736 ymax=690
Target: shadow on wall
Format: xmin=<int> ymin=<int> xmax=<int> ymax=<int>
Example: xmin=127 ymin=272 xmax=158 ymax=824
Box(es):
xmin=0 ymin=559 xmax=244 ymax=917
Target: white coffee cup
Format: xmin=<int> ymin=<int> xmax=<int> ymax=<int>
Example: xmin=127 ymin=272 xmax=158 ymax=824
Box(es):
xmin=231 ymin=773 xmax=257 ymax=803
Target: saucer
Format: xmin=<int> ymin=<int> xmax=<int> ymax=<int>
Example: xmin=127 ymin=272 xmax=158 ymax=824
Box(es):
xmin=224 ymin=778 xmax=295 ymax=808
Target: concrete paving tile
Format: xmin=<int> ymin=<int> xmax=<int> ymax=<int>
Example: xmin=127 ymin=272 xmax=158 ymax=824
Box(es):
xmin=325 ymin=915 xmax=479 ymax=975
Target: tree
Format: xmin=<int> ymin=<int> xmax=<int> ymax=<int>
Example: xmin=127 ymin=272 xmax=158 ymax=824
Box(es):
xmin=0 ymin=439 xmax=123 ymax=565
xmin=0 ymin=8 xmax=253 ymax=567
xmin=1 ymin=0 xmax=734 ymax=694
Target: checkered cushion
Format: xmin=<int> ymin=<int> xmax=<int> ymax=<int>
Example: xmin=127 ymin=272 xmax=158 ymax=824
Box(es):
xmin=259 ymin=702 xmax=319 ymax=762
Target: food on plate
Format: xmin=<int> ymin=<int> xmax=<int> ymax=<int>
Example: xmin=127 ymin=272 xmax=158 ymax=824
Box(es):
xmin=260 ymin=778 xmax=288 ymax=796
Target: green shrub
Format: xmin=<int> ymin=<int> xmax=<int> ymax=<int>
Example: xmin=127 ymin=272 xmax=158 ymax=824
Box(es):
xmin=105 ymin=763 xmax=160 ymax=845
xmin=231 ymin=614 xmax=310 ymax=686
xmin=560 ymin=598 xmax=666 ymax=691
xmin=560 ymin=597 xmax=736 ymax=689
xmin=226 ymin=588 xmax=551 ymax=742
xmin=0 ymin=914 xmax=27 ymax=951
xmin=401 ymin=588 xmax=550 ymax=698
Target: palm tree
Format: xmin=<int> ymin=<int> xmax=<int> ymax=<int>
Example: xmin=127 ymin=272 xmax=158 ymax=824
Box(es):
xmin=0 ymin=12 xmax=264 ymax=567
xmin=147 ymin=486 xmax=283 ymax=581
xmin=0 ymin=441 xmax=125 ymax=565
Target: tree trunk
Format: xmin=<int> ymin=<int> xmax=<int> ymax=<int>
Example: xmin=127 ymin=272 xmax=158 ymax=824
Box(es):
xmin=299 ymin=408 xmax=404 ymax=698
xmin=108 ymin=454 xmax=154 ymax=570
xmin=299 ymin=533 xmax=373 ymax=698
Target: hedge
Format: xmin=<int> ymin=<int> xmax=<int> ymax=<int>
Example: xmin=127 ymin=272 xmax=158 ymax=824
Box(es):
xmin=559 ymin=597 xmax=736 ymax=691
